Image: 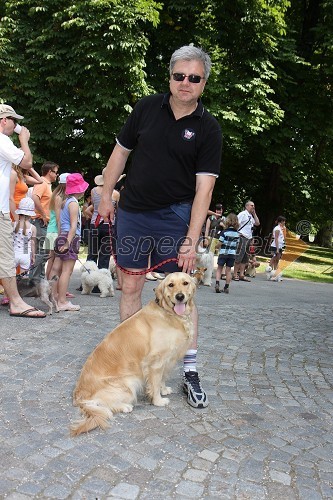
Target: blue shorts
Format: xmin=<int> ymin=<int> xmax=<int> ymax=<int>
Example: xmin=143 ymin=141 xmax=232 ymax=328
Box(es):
xmin=116 ymin=203 xmax=192 ymax=272
xmin=217 ymin=254 xmax=235 ymax=268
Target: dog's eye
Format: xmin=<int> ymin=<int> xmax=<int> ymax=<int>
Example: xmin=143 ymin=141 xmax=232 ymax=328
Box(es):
xmin=168 ymin=283 xmax=174 ymax=288
xmin=183 ymin=281 xmax=189 ymax=286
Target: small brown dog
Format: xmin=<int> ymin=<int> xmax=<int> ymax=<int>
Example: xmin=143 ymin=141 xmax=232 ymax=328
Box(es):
xmin=70 ymin=272 xmax=196 ymax=436
xmin=192 ymin=266 xmax=207 ymax=287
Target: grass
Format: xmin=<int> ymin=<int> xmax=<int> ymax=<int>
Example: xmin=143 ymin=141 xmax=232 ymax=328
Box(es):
xmin=258 ymin=234 xmax=333 ymax=284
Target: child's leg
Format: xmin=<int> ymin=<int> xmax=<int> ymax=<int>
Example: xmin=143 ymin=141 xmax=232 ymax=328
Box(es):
xmin=57 ymin=259 xmax=76 ymax=306
xmin=225 ymin=266 xmax=232 ymax=285
xmin=215 ymin=265 xmax=223 ymax=281
xmin=46 ymin=250 xmax=55 ymax=279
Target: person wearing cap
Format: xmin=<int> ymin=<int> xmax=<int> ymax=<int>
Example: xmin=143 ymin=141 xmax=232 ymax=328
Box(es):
xmin=50 ymin=173 xmax=89 ymax=311
xmin=0 ymin=103 xmax=45 ymax=317
xmin=98 ymin=46 xmax=222 ymax=409
xmin=44 ymin=172 xmax=70 ymax=280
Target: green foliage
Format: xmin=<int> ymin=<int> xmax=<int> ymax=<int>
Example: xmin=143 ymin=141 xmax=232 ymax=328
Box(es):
xmin=0 ymin=0 xmax=160 ymax=172
xmin=0 ymin=0 xmax=332 ymax=242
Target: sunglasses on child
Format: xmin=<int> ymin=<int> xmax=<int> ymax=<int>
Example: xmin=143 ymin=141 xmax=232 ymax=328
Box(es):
xmin=172 ymin=73 xmax=204 ymax=84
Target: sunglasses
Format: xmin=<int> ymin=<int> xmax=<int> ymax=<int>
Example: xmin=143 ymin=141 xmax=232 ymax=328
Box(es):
xmin=51 ymin=170 xmax=59 ymax=176
xmin=7 ymin=116 xmax=18 ymax=124
xmin=172 ymin=73 xmax=204 ymax=84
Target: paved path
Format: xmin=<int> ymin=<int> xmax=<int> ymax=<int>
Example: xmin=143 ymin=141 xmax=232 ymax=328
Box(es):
xmin=0 ymin=268 xmax=332 ymax=499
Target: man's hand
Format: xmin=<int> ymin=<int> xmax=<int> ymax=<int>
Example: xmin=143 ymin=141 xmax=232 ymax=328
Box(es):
xmin=18 ymin=126 xmax=30 ymax=143
xmin=98 ymin=197 xmax=115 ymax=222
xmin=177 ymin=238 xmax=197 ymax=274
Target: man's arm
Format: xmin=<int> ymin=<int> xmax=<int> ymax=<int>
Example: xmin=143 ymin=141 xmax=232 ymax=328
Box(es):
xmin=178 ymin=174 xmax=216 ymax=274
xmin=17 ymin=127 xmax=33 ymax=170
xmin=9 ymin=169 xmax=18 ymax=221
xmin=98 ymin=144 xmax=130 ymax=220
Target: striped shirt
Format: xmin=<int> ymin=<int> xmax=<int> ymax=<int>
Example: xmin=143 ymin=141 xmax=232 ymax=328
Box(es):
xmin=218 ymin=227 xmax=240 ymax=256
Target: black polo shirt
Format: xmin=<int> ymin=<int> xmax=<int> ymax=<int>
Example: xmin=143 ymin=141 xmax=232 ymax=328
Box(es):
xmin=117 ymin=93 xmax=222 ymax=211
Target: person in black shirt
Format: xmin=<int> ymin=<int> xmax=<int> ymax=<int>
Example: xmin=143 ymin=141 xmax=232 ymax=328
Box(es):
xmin=99 ymin=45 xmax=222 ymax=409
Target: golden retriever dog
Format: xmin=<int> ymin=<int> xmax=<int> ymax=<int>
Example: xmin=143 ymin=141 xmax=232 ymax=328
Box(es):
xmin=70 ymin=272 xmax=196 ymax=436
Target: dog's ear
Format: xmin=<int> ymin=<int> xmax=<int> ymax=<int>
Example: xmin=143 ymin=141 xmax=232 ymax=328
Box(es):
xmin=154 ymin=279 xmax=165 ymax=304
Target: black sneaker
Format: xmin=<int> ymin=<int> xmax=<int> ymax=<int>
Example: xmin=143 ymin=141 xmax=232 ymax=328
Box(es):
xmin=215 ymin=284 xmax=221 ymax=293
xmin=183 ymin=371 xmax=209 ymax=408
xmin=223 ymin=286 xmax=229 ymax=294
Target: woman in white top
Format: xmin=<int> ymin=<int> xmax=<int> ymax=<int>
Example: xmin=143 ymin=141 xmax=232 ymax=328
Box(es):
xmin=269 ymin=215 xmax=286 ymax=270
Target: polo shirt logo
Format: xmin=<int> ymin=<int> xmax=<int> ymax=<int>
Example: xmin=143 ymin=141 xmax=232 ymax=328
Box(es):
xmin=182 ymin=128 xmax=195 ymax=141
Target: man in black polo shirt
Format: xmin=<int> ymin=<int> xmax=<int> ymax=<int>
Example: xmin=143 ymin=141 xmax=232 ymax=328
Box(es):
xmin=99 ymin=45 xmax=222 ymax=409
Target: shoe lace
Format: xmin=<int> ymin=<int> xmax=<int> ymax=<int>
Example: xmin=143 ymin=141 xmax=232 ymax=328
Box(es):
xmin=185 ymin=371 xmax=202 ymax=393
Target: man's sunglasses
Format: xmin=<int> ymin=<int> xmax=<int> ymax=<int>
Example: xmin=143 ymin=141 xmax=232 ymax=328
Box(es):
xmin=172 ymin=73 xmax=204 ymax=84
xmin=7 ymin=116 xmax=18 ymax=124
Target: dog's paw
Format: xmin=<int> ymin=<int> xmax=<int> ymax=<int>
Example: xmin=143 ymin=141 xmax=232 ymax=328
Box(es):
xmin=120 ymin=404 xmax=133 ymax=413
xmin=99 ymin=294 xmax=108 ymax=298
xmin=161 ymin=386 xmax=172 ymax=395
xmin=152 ymin=397 xmax=170 ymax=406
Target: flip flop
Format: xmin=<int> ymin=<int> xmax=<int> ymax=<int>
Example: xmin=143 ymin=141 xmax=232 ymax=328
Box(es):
xmin=239 ymin=276 xmax=251 ymax=282
xmin=232 ymin=276 xmax=239 ymax=281
xmin=10 ymin=307 xmax=46 ymax=318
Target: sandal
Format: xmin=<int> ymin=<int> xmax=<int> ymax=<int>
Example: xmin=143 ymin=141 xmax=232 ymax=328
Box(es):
xmin=232 ymin=276 xmax=239 ymax=281
xmin=10 ymin=307 xmax=46 ymax=318
xmin=239 ymin=276 xmax=251 ymax=282
xmin=58 ymin=301 xmax=80 ymax=312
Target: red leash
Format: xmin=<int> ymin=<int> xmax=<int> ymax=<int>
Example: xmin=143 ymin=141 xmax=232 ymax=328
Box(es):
xmin=95 ymin=214 xmax=178 ymax=276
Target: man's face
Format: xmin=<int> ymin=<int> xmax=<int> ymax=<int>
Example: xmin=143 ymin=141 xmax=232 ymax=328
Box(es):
xmin=246 ymin=202 xmax=255 ymax=213
xmin=1 ymin=116 xmax=17 ymax=136
xmin=49 ymin=167 xmax=59 ymax=183
xmin=169 ymin=60 xmax=206 ymax=105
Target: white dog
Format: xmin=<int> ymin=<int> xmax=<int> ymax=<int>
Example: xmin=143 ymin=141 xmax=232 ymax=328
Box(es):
xmin=196 ymin=245 xmax=214 ymax=286
xmin=267 ymin=266 xmax=283 ymax=282
xmin=80 ymin=261 xmax=114 ymax=297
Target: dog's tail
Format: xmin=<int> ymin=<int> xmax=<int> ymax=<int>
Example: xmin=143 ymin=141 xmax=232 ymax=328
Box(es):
xmin=70 ymin=400 xmax=112 ymax=437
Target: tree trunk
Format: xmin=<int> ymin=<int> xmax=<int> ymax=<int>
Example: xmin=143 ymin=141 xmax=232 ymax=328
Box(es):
xmin=316 ymin=221 xmax=333 ymax=247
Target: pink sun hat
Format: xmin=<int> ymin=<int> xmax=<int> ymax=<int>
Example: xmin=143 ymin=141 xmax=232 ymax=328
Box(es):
xmin=65 ymin=173 xmax=89 ymax=195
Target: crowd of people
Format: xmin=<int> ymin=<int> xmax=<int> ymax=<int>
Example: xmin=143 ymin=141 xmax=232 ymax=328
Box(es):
xmin=0 ymin=45 xmax=286 ymax=409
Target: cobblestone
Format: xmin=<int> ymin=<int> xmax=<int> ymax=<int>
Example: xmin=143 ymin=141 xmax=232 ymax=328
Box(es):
xmin=0 ymin=267 xmax=332 ymax=498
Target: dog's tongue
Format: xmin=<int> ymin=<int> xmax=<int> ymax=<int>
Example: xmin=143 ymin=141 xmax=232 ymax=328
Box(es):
xmin=174 ymin=303 xmax=186 ymax=315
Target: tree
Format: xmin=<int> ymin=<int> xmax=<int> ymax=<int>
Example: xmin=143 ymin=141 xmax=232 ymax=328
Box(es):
xmin=0 ymin=0 xmax=160 ymax=176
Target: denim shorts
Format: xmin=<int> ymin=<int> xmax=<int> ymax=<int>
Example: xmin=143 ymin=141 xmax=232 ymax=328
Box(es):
xmin=116 ymin=203 xmax=192 ymax=272
xmin=217 ymin=254 xmax=235 ymax=268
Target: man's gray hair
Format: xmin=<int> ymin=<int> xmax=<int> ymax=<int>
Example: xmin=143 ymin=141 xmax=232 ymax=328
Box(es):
xmin=169 ymin=45 xmax=212 ymax=80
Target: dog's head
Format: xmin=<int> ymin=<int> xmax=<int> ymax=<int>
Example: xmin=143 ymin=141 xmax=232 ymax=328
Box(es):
xmin=155 ymin=272 xmax=196 ymax=316
xmin=265 ymin=265 xmax=272 ymax=273
xmin=80 ymin=261 xmax=98 ymax=274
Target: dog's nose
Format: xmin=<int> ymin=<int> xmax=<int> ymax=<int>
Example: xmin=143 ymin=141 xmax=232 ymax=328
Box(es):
xmin=175 ymin=292 xmax=185 ymax=302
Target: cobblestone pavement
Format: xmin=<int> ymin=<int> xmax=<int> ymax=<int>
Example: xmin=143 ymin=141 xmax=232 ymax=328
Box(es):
xmin=0 ymin=268 xmax=332 ymax=499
